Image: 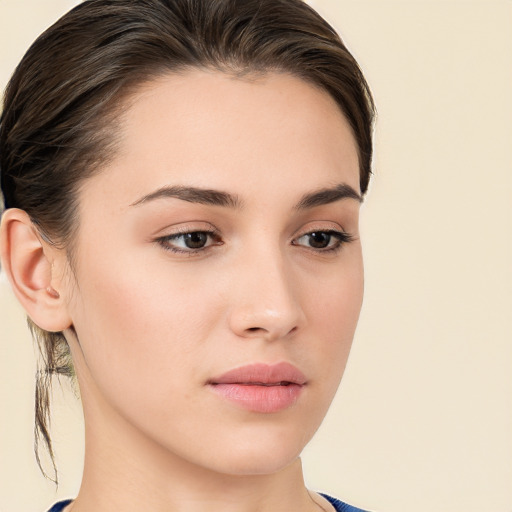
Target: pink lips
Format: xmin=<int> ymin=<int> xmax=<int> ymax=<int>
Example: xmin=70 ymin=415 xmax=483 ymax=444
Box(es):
xmin=208 ymin=362 xmax=306 ymax=413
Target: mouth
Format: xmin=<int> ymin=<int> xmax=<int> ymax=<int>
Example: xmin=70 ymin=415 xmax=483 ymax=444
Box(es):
xmin=207 ymin=362 xmax=306 ymax=413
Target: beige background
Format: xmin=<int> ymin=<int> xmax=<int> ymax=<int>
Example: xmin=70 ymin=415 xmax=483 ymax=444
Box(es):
xmin=1 ymin=0 xmax=511 ymax=511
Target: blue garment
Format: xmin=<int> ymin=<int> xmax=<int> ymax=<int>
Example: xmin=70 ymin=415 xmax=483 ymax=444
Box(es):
xmin=47 ymin=494 xmax=368 ymax=511
xmin=322 ymin=493 xmax=369 ymax=511
xmin=47 ymin=500 xmax=72 ymax=512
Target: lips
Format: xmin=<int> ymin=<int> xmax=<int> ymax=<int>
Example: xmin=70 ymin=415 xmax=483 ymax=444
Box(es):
xmin=208 ymin=362 xmax=306 ymax=413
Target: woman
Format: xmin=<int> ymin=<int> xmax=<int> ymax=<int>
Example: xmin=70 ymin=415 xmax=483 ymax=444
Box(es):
xmin=0 ymin=0 xmax=374 ymax=511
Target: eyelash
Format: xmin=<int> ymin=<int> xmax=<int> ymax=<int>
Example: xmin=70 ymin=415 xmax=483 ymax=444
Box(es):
xmin=156 ymin=228 xmax=354 ymax=255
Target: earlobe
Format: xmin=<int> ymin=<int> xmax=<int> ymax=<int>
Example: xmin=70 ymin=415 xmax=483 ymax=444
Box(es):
xmin=0 ymin=208 xmax=72 ymax=332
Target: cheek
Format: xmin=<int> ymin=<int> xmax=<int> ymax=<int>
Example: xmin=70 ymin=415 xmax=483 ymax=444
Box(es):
xmin=68 ymin=252 xmax=226 ymax=407
xmin=301 ymin=250 xmax=364 ymax=384
xmin=306 ymin=248 xmax=364 ymax=332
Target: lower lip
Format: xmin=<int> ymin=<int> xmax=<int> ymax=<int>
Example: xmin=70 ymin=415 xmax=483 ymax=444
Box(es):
xmin=209 ymin=383 xmax=303 ymax=413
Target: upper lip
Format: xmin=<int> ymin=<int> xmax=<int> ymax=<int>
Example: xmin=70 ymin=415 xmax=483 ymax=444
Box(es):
xmin=208 ymin=362 xmax=307 ymax=386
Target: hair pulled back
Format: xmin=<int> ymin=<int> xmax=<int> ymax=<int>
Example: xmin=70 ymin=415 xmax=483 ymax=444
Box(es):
xmin=0 ymin=0 xmax=374 ymax=481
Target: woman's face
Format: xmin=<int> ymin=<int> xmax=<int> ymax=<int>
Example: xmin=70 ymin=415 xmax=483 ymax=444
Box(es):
xmin=63 ymin=70 xmax=363 ymax=476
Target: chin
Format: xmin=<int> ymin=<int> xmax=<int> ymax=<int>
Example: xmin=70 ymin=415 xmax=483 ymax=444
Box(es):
xmin=211 ymin=449 xmax=303 ymax=477
xmin=194 ymin=424 xmax=315 ymax=477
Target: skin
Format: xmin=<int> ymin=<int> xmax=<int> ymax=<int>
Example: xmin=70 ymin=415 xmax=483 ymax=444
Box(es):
xmin=1 ymin=70 xmax=363 ymax=512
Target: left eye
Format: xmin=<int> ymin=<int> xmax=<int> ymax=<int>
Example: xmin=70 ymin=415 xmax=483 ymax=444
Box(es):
xmin=293 ymin=230 xmax=351 ymax=251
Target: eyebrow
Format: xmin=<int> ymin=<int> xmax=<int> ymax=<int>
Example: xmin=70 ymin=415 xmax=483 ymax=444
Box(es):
xmin=294 ymin=183 xmax=362 ymax=209
xmin=130 ymin=185 xmax=243 ymax=208
xmin=130 ymin=182 xmax=361 ymax=210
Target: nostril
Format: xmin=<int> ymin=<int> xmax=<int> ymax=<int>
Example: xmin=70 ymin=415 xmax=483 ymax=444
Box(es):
xmin=244 ymin=325 xmax=298 ymax=338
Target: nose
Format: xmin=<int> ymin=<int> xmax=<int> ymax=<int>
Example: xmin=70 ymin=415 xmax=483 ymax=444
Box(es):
xmin=227 ymin=248 xmax=305 ymax=341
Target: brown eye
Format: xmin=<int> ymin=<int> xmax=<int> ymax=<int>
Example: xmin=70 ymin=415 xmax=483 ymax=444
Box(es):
xmin=307 ymin=231 xmax=332 ymax=249
xmin=183 ymin=232 xmax=208 ymax=249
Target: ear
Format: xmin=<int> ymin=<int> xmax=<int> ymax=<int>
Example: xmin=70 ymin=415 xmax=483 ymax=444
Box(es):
xmin=0 ymin=208 xmax=72 ymax=332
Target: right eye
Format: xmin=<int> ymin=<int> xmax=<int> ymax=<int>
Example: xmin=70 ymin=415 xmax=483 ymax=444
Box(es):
xmin=156 ymin=230 xmax=222 ymax=254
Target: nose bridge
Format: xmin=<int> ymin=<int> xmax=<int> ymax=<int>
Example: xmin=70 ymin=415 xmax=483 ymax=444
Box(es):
xmin=228 ymin=241 xmax=304 ymax=340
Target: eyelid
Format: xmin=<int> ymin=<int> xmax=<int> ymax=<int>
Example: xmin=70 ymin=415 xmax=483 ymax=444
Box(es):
xmin=291 ymin=220 xmax=348 ymax=239
xmin=151 ymin=221 xmax=218 ymax=238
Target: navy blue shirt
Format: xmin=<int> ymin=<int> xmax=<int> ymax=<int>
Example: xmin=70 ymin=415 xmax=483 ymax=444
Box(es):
xmin=322 ymin=493 xmax=368 ymax=511
xmin=47 ymin=494 xmax=368 ymax=511
xmin=47 ymin=500 xmax=72 ymax=512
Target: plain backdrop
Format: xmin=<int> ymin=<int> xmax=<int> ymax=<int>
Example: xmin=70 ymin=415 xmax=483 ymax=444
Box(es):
xmin=1 ymin=1 xmax=511 ymax=511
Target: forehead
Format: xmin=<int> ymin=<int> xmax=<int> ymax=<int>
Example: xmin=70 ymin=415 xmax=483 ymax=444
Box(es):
xmin=80 ymin=69 xmax=360 ymax=210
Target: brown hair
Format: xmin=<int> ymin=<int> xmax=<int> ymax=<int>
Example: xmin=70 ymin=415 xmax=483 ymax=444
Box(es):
xmin=0 ymin=0 xmax=374 ymax=481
